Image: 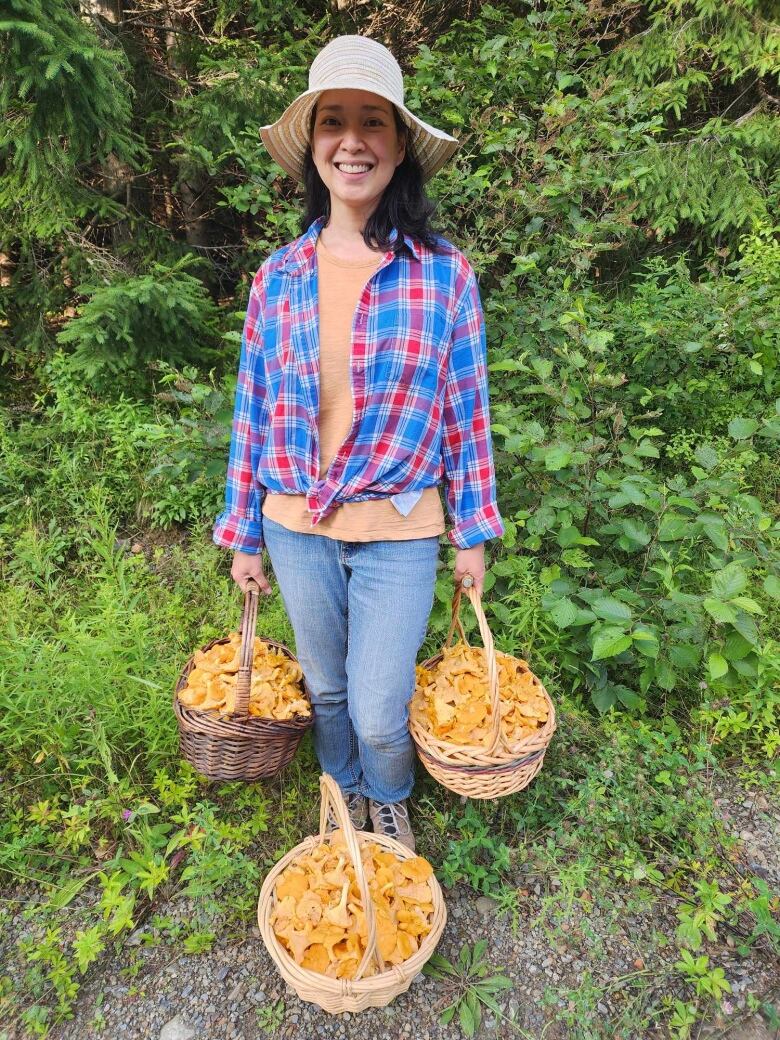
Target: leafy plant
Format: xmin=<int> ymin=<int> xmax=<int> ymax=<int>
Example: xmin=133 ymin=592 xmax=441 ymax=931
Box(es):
xmin=673 ymin=950 xmax=732 ymax=1001
xmin=256 ymin=998 xmax=285 ymax=1035
xmin=424 ymin=940 xmax=513 ymax=1036
xmin=440 ymin=802 xmax=512 ymax=895
xmin=56 ymin=257 xmax=223 ymax=388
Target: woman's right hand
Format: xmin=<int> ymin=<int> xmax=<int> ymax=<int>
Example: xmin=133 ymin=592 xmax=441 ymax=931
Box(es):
xmin=231 ymin=550 xmax=273 ymax=596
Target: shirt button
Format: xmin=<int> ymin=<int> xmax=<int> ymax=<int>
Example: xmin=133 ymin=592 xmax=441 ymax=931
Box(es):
xmin=355 ymin=363 xmax=364 ymax=373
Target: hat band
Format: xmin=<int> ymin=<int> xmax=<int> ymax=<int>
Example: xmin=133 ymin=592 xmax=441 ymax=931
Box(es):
xmin=309 ymin=68 xmax=404 ymax=107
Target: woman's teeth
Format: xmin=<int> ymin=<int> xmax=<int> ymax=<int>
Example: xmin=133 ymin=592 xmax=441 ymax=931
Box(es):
xmin=336 ymin=163 xmax=372 ymax=173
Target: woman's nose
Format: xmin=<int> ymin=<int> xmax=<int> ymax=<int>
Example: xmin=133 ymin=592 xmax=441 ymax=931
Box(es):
xmin=340 ymin=126 xmax=365 ymax=151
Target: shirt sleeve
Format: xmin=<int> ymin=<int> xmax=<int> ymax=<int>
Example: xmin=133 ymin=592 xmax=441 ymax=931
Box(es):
xmin=213 ymin=269 xmax=268 ymax=554
xmin=441 ymin=264 xmax=505 ymax=550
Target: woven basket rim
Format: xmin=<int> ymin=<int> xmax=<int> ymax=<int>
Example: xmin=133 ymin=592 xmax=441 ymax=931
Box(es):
xmin=257 ymin=828 xmax=447 ymax=996
xmin=415 ymin=741 xmax=548 ymax=775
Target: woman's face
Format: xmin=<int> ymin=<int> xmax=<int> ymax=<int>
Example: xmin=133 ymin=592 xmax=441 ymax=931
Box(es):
xmin=310 ymin=88 xmax=406 ymax=216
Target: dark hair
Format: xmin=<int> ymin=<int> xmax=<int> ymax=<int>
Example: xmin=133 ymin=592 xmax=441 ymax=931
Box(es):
xmin=300 ymin=103 xmax=442 ymax=254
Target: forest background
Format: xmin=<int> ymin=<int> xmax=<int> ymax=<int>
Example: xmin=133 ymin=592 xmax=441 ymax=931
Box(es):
xmin=0 ymin=1 xmax=779 ymax=1038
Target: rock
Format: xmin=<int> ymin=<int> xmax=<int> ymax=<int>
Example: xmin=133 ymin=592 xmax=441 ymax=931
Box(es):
xmin=726 ymin=1014 xmax=780 ymax=1039
xmin=215 ymin=965 xmax=230 ymax=983
xmin=476 ymin=895 xmax=499 ymax=916
xmin=227 ymin=981 xmax=245 ymax=1003
xmin=131 ymin=542 xmax=143 ymax=554
xmin=159 ymin=1015 xmax=196 ymax=1040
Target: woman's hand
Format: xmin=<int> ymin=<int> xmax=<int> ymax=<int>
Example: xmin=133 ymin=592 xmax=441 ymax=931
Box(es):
xmin=453 ymin=543 xmax=486 ymax=597
xmin=231 ymin=549 xmax=273 ymax=596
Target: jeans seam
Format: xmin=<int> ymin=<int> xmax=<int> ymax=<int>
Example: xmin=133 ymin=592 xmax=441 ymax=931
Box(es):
xmin=343 ymin=588 xmax=361 ymax=790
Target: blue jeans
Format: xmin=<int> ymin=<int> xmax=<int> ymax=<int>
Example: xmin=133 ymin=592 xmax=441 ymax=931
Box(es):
xmin=262 ymin=516 xmax=440 ymax=803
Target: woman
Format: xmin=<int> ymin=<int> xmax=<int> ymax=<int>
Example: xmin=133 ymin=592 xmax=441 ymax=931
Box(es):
xmin=214 ymin=35 xmax=504 ymax=851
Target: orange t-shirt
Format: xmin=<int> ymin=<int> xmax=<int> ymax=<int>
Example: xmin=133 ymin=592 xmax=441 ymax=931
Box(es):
xmin=262 ymin=237 xmax=445 ymax=541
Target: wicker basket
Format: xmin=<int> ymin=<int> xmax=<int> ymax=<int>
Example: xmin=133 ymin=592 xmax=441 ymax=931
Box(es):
xmin=257 ymin=774 xmax=447 ymax=1014
xmin=409 ymin=583 xmax=556 ymax=800
xmin=174 ymin=578 xmax=313 ymax=781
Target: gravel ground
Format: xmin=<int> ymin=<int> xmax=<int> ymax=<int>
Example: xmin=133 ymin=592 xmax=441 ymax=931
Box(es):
xmin=3 ymin=768 xmax=778 ymax=1040
xmin=711 ymin=775 xmax=780 ymax=892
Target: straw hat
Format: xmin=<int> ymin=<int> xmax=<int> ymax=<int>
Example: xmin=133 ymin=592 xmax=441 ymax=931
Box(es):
xmin=260 ymin=35 xmax=459 ymax=183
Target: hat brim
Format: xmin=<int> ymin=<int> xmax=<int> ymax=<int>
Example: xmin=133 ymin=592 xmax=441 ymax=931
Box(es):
xmin=259 ymin=87 xmax=459 ymax=183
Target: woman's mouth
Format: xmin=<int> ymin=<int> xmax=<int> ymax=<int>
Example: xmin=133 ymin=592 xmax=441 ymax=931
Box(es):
xmin=334 ymin=161 xmax=374 ymax=178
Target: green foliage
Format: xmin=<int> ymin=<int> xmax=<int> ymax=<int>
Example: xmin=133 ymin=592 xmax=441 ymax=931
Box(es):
xmin=55 ymin=257 xmax=223 ymax=388
xmin=440 ymin=803 xmax=512 ymax=894
xmin=256 ymin=997 xmax=286 ymax=1035
xmin=424 ymin=940 xmax=513 ymax=1036
xmin=674 ymin=949 xmax=732 ymax=1001
xmin=0 ymin=0 xmax=142 ymax=239
xmin=0 ymin=0 xmax=139 ymax=176
xmin=428 ymin=264 xmax=779 ymax=721
xmin=139 ymin=362 xmax=236 ymax=527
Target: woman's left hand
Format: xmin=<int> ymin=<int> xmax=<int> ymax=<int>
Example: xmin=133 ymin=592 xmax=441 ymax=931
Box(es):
xmin=453 ymin=543 xmax=486 ymax=597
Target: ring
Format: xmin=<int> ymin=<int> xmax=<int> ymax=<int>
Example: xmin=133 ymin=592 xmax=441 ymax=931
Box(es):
xmin=462 ymin=575 xmax=474 ymax=588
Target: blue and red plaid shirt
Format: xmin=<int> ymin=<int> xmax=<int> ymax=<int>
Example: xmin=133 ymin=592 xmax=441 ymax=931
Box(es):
xmin=213 ymin=215 xmax=504 ymax=552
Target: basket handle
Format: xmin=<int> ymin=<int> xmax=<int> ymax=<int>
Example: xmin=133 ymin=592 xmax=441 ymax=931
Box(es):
xmin=317 ymin=773 xmax=386 ymax=979
xmin=234 ymin=577 xmax=260 ymax=718
xmin=443 ymin=582 xmax=505 ymax=756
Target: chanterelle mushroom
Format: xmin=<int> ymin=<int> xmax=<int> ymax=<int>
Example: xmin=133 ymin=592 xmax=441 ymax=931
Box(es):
xmin=323 ymin=854 xmax=348 ymax=887
xmin=278 ymin=921 xmax=313 ymax=964
xmin=324 ymin=880 xmax=352 ymax=928
xmin=295 ymin=892 xmax=322 ymax=926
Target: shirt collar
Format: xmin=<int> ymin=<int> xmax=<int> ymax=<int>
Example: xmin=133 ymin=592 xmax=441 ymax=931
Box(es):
xmin=280 ymin=214 xmax=421 ymax=273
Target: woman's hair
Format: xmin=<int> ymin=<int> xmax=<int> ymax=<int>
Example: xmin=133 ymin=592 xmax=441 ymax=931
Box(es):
xmin=300 ymin=103 xmax=442 ymax=253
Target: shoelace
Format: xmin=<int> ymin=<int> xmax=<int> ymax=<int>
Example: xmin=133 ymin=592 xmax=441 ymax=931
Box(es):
xmin=372 ymin=801 xmax=411 ymax=836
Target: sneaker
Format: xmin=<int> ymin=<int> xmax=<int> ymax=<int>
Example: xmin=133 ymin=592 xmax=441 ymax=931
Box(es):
xmin=325 ymin=791 xmax=368 ymax=833
xmin=368 ymin=799 xmax=416 ymax=852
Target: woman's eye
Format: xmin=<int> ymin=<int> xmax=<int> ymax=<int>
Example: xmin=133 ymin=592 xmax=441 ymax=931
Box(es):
xmin=319 ymin=117 xmax=385 ymax=127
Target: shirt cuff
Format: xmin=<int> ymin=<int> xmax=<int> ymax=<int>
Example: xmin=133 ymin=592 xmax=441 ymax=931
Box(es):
xmin=447 ymin=504 xmax=505 ymax=549
xmin=213 ymin=511 xmax=264 ymax=554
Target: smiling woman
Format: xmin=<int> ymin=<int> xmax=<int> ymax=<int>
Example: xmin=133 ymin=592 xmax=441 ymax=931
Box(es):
xmin=304 ymin=91 xmax=408 ymax=262
xmin=214 ymin=35 xmax=504 ymax=852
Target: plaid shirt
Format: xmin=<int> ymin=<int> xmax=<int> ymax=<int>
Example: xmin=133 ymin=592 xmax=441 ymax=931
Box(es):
xmin=213 ymin=215 xmax=504 ymax=553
